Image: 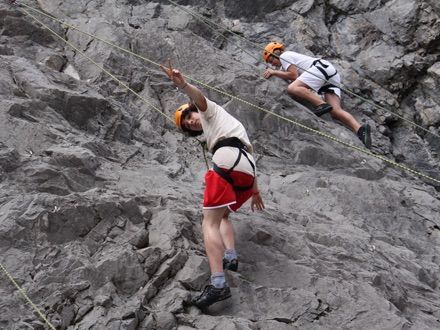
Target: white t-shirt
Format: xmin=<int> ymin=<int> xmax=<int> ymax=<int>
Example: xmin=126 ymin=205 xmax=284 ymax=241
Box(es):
xmin=199 ymin=98 xmax=255 ymax=175
xmin=280 ymin=51 xmax=318 ymax=75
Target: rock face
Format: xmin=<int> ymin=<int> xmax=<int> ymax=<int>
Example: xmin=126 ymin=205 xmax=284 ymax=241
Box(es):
xmin=0 ymin=0 xmax=439 ymax=329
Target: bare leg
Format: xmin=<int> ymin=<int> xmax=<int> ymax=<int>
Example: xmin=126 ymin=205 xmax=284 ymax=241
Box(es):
xmin=219 ymin=211 xmax=235 ymax=250
xmin=287 ymin=80 xmax=325 ymax=107
xmin=202 ymin=207 xmax=228 ymax=274
xmin=325 ymin=93 xmax=361 ymax=133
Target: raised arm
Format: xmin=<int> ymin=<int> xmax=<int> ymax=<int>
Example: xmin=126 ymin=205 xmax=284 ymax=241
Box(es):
xmin=160 ymin=60 xmax=207 ymax=112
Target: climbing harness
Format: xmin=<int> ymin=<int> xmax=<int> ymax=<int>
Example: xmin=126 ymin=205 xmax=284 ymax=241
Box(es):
xmin=311 ymin=59 xmax=338 ymax=82
xmin=212 ymin=137 xmax=255 ymax=191
xmin=310 ymin=59 xmax=339 ymax=94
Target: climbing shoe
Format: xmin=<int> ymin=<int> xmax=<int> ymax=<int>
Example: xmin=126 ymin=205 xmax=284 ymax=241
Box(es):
xmin=192 ymin=285 xmax=231 ymax=309
xmin=357 ymin=124 xmax=372 ymax=149
xmin=313 ymin=103 xmax=333 ymax=117
xmin=223 ymin=258 xmax=239 ymax=272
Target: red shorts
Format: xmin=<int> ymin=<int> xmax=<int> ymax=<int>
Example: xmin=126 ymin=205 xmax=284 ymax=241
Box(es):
xmin=203 ymin=169 xmax=254 ymax=212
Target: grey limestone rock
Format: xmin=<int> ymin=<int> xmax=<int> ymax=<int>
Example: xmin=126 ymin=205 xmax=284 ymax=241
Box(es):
xmin=0 ymin=0 xmax=439 ymax=329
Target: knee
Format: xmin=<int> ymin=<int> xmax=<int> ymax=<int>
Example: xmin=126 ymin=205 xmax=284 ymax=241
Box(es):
xmin=202 ymin=217 xmax=220 ymax=231
xmin=287 ymin=84 xmax=299 ymax=96
xmin=329 ymin=107 xmax=344 ymax=119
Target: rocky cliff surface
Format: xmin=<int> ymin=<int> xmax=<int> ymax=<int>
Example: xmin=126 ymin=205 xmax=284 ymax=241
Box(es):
xmin=0 ymin=0 xmax=439 ymax=329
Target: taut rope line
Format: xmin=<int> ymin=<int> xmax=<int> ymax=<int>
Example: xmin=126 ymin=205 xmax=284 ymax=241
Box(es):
xmin=0 ymin=262 xmax=57 ymax=330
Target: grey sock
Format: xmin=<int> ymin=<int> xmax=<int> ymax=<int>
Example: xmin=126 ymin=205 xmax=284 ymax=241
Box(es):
xmin=224 ymin=249 xmax=237 ymax=262
xmin=211 ymin=272 xmax=226 ymax=288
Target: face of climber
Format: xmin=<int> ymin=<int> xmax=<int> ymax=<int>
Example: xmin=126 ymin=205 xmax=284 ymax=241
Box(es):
xmin=182 ymin=110 xmax=202 ymax=132
xmin=268 ymin=54 xmax=281 ymax=68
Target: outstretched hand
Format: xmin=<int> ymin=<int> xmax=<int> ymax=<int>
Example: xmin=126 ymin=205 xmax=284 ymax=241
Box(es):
xmin=263 ymin=69 xmax=274 ymax=79
xmin=160 ymin=59 xmax=187 ymax=89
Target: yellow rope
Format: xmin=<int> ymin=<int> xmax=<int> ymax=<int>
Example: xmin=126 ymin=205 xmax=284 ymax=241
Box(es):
xmin=0 ymin=262 xmax=57 ymax=329
xmin=17 ymin=3 xmax=440 ymax=185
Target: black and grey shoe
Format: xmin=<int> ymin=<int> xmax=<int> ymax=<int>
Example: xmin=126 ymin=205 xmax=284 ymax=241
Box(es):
xmin=357 ymin=124 xmax=372 ymax=149
xmin=192 ymin=285 xmax=231 ymax=309
xmin=223 ymin=258 xmax=239 ymax=272
xmin=313 ymin=103 xmax=333 ymax=117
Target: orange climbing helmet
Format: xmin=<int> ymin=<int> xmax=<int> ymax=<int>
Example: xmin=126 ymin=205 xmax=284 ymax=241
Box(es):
xmin=263 ymin=42 xmax=285 ymax=62
xmin=174 ymin=103 xmax=190 ymax=130
xmin=174 ymin=103 xmax=203 ymax=136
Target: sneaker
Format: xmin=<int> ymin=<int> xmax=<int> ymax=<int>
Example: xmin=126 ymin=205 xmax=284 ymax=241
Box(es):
xmin=313 ymin=103 xmax=333 ymax=117
xmin=357 ymin=124 xmax=372 ymax=149
xmin=223 ymin=258 xmax=239 ymax=272
xmin=192 ymin=285 xmax=231 ymax=309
